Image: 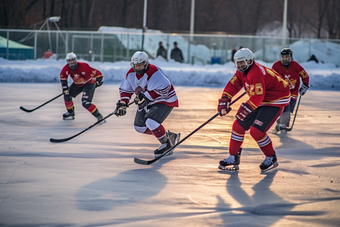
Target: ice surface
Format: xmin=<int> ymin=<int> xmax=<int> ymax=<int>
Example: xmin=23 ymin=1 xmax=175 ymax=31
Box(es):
xmin=0 ymin=83 xmax=339 ymax=226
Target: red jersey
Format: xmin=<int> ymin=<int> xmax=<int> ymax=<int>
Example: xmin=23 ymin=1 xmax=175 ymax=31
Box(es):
xmin=60 ymin=62 xmax=103 ymax=87
xmin=222 ymin=62 xmax=291 ymax=111
xmin=272 ymin=60 xmax=309 ymax=100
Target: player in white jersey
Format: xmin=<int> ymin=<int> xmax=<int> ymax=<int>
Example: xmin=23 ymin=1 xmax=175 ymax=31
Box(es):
xmin=115 ymin=51 xmax=180 ymax=157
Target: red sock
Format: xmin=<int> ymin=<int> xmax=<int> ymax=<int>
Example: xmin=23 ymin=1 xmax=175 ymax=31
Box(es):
xmin=143 ymin=128 xmax=153 ymax=135
xmin=86 ymin=104 xmax=97 ymax=113
xmin=151 ymin=124 xmax=166 ymax=139
xmin=249 ymin=126 xmax=275 ymax=156
xmin=64 ymin=100 xmax=74 ymax=110
xmin=229 ymin=120 xmax=246 ymax=155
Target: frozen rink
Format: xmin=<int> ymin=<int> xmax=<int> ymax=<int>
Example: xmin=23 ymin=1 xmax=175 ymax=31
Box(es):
xmin=1 ymin=83 xmax=340 ymax=227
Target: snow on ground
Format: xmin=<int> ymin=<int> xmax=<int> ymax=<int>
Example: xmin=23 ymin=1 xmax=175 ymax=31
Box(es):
xmin=1 ymin=30 xmax=340 ymax=90
xmin=0 ymin=56 xmax=340 ymax=90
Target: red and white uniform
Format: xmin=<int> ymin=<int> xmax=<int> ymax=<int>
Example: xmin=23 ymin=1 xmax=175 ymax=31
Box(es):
xmin=119 ymin=64 xmax=178 ymax=107
xmin=222 ymin=62 xmax=291 ymax=111
xmin=272 ymin=60 xmax=309 ymax=100
xmin=60 ymin=62 xmax=103 ymax=86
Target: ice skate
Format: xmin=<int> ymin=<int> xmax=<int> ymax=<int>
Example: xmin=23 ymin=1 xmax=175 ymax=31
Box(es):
xmin=260 ymin=152 xmax=279 ymax=173
xmin=218 ymin=148 xmax=242 ymax=170
xmin=168 ymin=130 xmax=180 ymax=146
xmin=96 ymin=113 xmax=106 ymax=125
xmin=154 ymin=141 xmax=172 ymax=158
xmin=63 ymin=111 xmax=75 ymax=120
xmin=273 ymin=124 xmax=280 ymax=134
xmin=278 ymin=124 xmax=287 ymax=131
xmin=154 ymin=131 xmax=180 ymax=158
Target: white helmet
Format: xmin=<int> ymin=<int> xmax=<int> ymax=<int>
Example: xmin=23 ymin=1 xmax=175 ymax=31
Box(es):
xmin=234 ymin=48 xmax=254 ymax=73
xmin=130 ymin=51 xmax=149 ymax=75
xmin=66 ymin=52 xmax=77 ymax=70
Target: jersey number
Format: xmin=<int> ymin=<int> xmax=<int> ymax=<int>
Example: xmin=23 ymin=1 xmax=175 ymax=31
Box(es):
xmin=247 ymin=83 xmax=263 ymax=96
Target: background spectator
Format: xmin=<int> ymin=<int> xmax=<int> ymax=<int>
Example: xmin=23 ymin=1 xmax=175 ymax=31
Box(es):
xmin=231 ymin=46 xmax=237 ymax=62
xmin=156 ymin=42 xmax=167 ymax=60
xmin=44 ymin=49 xmax=53 ymax=59
xmin=170 ymin=42 xmax=184 ymax=63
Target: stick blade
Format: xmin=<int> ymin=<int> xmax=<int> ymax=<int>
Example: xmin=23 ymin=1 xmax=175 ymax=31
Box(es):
xmin=50 ymin=138 xmax=71 ymax=143
xmin=20 ymin=106 xmax=33 ymax=112
xmin=134 ymin=157 xmax=152 ymax=165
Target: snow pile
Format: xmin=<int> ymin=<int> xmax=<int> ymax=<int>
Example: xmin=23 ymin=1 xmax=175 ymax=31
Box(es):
xmin=0 ymin=57 xmax=339 ymax=90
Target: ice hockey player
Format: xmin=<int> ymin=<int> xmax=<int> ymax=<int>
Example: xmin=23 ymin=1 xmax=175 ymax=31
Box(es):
xmin=60 ymin=52 xmax=105 ymax=123
xmin=115 ymin=51 xmax=180 ymax=157
xmin=217 ymin=48 xmax=290 ymax=172
xmin=272 ymin=48 xmax=310 ymax=133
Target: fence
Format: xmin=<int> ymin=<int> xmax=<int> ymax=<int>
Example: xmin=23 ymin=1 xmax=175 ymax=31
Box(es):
xmin=1 ymin=28 xmax=339 ymax=64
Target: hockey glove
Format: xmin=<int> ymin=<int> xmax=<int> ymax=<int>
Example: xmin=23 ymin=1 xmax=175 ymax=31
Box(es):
xmin=134 ymin=92 xmax=150 ymax=109
xmin=218 ymin=96 xmax=232 ymax=116
xmin=236 ymin=102 xmax=253 ymax=121
xmin=62 ymin=85 xmax=69 ymax=95
xmin=95 ymin=80 xmax=103 ymax=88
xmin=299 ymin=84 xmax=309 ymax=96
xmin=114 ymin=101 xmax=128 ymax=117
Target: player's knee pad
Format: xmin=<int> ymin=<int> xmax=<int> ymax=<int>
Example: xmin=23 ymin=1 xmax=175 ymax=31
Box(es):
xmin=64 ymin=94 xmax=72 ymax=102
xmin=249 ymin=126 xmax=266 ymax=141
xmin=280 ymin=112 xmax=291 ymax=126
xmin=82 ymin=100 xmax=92 ymax=109
xmin=145 ymin=118 xmax=160 ymax=131
xmin=134 ymin=125 xmax=148 ymax=134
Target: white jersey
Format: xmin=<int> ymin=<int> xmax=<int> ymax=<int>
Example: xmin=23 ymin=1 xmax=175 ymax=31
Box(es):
xmin=119 ymin=64 xmax=178 ymax=108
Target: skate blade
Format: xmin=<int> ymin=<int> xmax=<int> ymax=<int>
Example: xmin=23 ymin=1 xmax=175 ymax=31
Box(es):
xmin=218 ymin=165 xmax=239 ymax=171
xmin=272 ymin=129 xmax=280 ymax=134
xmin=261 ymin=162 xmax=279 ymax=173
xmin=97 ymin=120 xmax=106 ymax=125
xmin=154 ymin=150 xmax=173 ymax=158
xmin=63 ymin=117 xmax=75 ymax=120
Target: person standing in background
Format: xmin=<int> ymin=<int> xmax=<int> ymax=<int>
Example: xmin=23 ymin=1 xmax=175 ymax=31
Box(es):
xmin=170 ymin=42 xmax=184 ymax=63
xmin=156 ymin=42 xmax=167 ymax=60
xmin=231 ymin=46 xmax=237 ymax=62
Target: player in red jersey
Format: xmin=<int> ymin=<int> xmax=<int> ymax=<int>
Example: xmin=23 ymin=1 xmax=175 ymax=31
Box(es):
xmin=60 ymin=52 xmax=105 ymax=122
xmin=272 ymin=48 xmax=310 ymax=132
xmin=114 ymin=51 xmax=180 ymax=157
xmin=217 ymin=48 xmax=290 ymax=172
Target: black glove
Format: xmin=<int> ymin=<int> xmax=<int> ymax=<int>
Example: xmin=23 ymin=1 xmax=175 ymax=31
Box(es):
xmin=62 ymin=85 xmax=69 ymax=95
xmin=299 ymin=84 xmax=309 ymax=96
xmin=134 ymin=92 xmax=150 ymax=109
xmin=114 ymin=101 xmax=128 ymax=117
xmin=95 ymin=80 xmax=103 ymax=88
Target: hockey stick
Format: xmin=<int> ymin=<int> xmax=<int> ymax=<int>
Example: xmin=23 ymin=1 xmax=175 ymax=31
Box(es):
xmin=50 ymin=101 xmax=134 ymax=143
xmin=285 ymin=94 xmax=302 ymax=132
xmin=134 ymin=91 xmax=247 ymax=165
xmin=20 ymin=93 xmax=63 ymax=113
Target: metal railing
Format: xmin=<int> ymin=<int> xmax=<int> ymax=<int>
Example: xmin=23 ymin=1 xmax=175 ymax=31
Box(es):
xmin=1 ymin=28 xmax=340 ymax=64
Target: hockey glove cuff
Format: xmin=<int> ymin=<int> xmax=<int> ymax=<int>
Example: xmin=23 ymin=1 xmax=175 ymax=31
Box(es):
xmin=218 ymin=96 xmax=232 ymax=116
xmin=114 ymin=101 xmax=128 ymax=117
xmin=236 ymin=102 xmax=253 ymax=121
xmin=134 ymin=92 xmax=150 ymax=109
xmin=95 ymin=80 xmax=103 ymax=88
xmin=299 ymin=84 xmax=309 ymax=96
xmin=62 ymin=86 xmax=69 ymax=95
